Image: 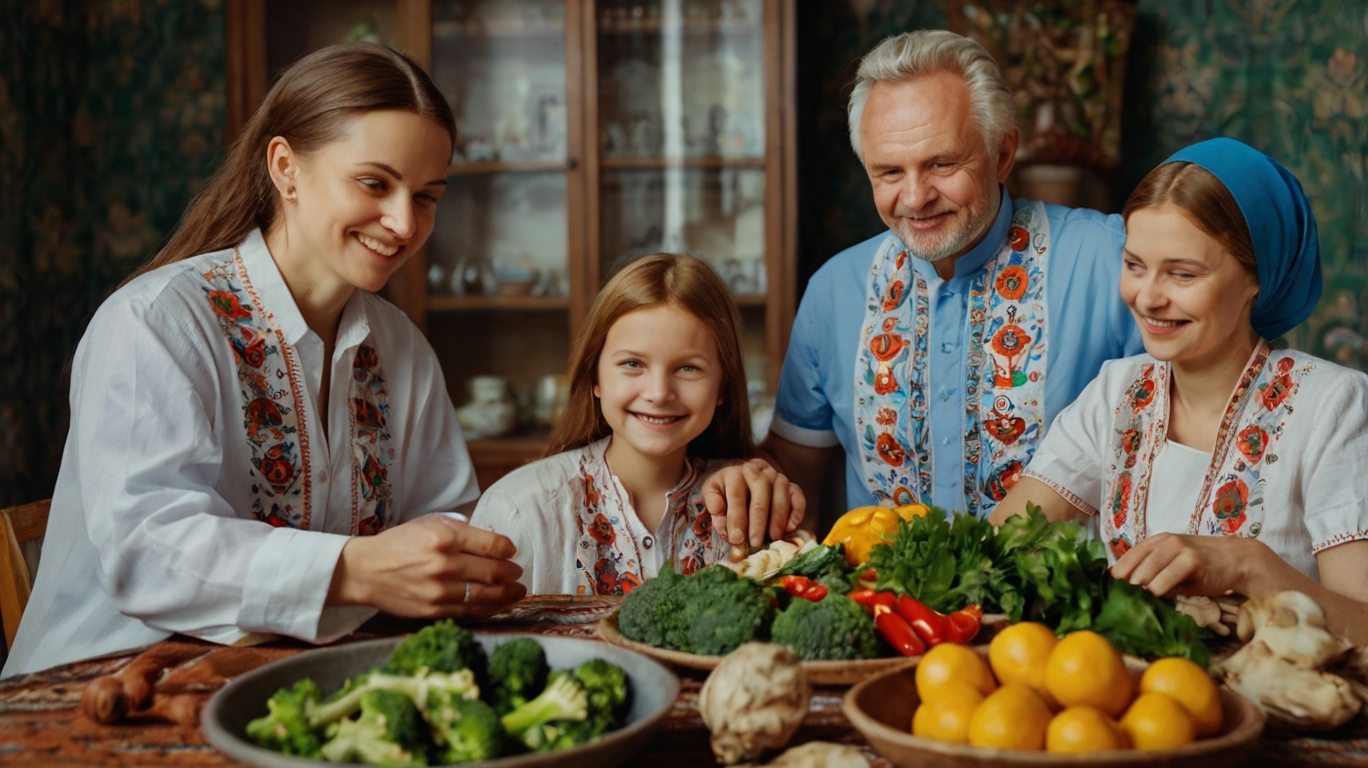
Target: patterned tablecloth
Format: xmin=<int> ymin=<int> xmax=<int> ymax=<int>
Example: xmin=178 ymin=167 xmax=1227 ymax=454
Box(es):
xmin=0 ymin=595 xmax=1363 ymax=766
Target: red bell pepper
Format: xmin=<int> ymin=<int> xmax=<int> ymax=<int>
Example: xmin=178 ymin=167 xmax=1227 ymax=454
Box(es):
xmin=894 ymin=595 xmax=949 ymax=647
xmin=872 ymin=604 xmax=927 ymax=657
xmin=846 ymin=588 xmax=895 ymax=613
xmin=944 ymin=605 xmax=983 ymax=644
xmin=778 ymin=575 xmax=828 ymax=602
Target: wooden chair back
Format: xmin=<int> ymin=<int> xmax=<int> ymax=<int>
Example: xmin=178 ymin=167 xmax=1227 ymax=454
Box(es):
xmin=0 ymin=499 xmax=51 ymax=650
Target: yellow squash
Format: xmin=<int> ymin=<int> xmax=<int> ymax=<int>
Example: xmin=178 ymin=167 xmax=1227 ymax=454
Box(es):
xmin=822 ymin=503 xmax=929 ymax=566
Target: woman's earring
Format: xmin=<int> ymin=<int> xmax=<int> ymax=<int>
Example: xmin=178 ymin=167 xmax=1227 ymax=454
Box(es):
xmin=284 ymin=186 xmax=297 ymax=202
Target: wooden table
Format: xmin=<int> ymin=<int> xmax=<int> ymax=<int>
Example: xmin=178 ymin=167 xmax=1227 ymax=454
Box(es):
xmin=0 ymin=596 xmax=1364 ymax=766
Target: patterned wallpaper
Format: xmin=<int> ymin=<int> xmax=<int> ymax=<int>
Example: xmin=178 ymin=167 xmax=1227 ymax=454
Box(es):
xmin=0 ymin=0 xmax=226 ymax=507
xmin=2 ymin=0 xmax=1364 ymax=506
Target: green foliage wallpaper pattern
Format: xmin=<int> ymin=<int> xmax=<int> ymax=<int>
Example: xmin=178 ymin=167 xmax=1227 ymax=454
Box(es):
xmin=0 ymin=0 xmax=226 ymax=507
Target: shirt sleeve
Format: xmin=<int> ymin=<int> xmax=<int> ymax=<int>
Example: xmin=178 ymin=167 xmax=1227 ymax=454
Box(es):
xmin=1024 ymin=359 xmax=1132 ymax=516
xmin=69 ymin=297 xmax=362 ymax=644
xmin=469 ymin=485 xmax=543 ymax=593
xmin=770 ymin=277 xmax=841 ymax=447
xmin=1298 ymin=369 xmax=1368 ymax=553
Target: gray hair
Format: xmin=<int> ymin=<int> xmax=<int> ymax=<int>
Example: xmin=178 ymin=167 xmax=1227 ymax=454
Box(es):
xmin=847 ymin=30 xmax=1015 ymax=162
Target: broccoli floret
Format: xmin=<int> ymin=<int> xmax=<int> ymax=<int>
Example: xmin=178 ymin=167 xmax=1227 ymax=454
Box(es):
xmin=499 ymin=672 xmax=588 ymax=750
xmin=310 ymin=667 xmax=479 ymax=727
xmin=387 ymin=619 xmax=488 ymax=686
xmin=513 ymin=659 xmax=631 ymax=753
xmin=677 ymin=567 xmax=774 ymax=655
xmin=616 ymin=568 xmax=684 ymax=648
xmin=487 ymin=637 xmax=549 ymax=715
xmin=245 ymin=678 xmax=325 ymax=758
xmin=620 ymin=566 xmax=773 ymax=655
xmin=425 ymin=690 xmax=504 ymax=763
xmin=771 ymin=593 xmax=879 ymax=660
xmin=816 ymin=570 xmax=854 ymax=596
xmin=319 ymin=689 xmax=429 ymax=766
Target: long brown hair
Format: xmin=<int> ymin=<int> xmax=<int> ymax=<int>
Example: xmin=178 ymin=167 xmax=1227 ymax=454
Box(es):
xmin=1122 ymin=161 xmax=1257 ymax=279
xmin=132 ymin=42 xmax=455 ymax=278
xmin=547 ymin=254 xmax=754 ymax=461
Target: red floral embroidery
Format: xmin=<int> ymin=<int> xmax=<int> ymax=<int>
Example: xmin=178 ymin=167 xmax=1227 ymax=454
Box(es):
xmin=1259 ymin=376 xmax=1294 ymax=410
xmin=991 ymin=324 xmax=1031 ymax=357
xmin=594 ymin=559 xmax=622 ymax=594
xmin=882 ymin=279 xmax=906 ymax=311
xmin=678 ymin=553 xmax=704 ymax=575
xmin=1212 ymin=479 xmax=1249 ymax=534
xmin=876 ymin=407 xmax=898 ymax=426
xmin=996 ymin=265 xmax=1028 ymax=300
xmin=207 ymin=290 xmax=252 ymax=320
xmin=1008 ymin=225 xmax=1030 ymax=252
xmin=1112 ymin=473 xmax=1133 ymax=530
xmin=869 ymin=333 xmax=906 ymax=361
xmin=259 ymin=443 xmax=296 ymax=495
xmin=353 ymin=398 xmax=385 ymax=430
xmin=1109 ymin=535 xmax=1132 ymax=559
xmin=1236 ymin=425 xmax=1270 ymax=463
xmin=1132 ymin=378 xmax=1157 ymax=412
xmin=245 ymin=397 xmax=286 ymax=442
xmin=691 ymin=511 xmax=711 ymax=538
xmin=876 ymin=432 xmax=907 ymax=466
xmin=357 ymin=515 xmax=383 ymax=536
xmin=589 ymin=513 xmax=616 ymax=546
xmin=984 ymin=460 xmax=1024 ymax=501
xmin=874 ymin=365 xmax=899 ymax=395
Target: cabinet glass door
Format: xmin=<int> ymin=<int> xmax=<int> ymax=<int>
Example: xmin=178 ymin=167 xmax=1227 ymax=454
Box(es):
xmin=594 ymin=0 xmax=771 ymax=386
xmin=427 ymin=0 xmax=577 ymax=468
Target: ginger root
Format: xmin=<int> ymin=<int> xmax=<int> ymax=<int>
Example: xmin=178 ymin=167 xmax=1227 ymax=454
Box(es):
xmin=699 ymin=642 xmax=812 ymax=764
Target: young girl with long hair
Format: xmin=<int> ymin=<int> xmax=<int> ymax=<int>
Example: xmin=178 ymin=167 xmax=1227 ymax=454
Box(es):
xmin=4 ymin=43 xmax=525 ymax=678
xmin=470 ymin=254 xmax=803 ymax=594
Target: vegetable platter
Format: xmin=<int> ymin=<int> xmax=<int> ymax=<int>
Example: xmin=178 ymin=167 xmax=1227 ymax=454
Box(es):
xmin=203 ymin=626 xmax=679 ymax=768
xmin=843 ymin=654 xmax=1265 ymax=768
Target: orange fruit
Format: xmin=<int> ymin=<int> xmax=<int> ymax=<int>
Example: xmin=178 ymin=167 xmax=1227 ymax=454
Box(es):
xmin=1140 ymin=657 xmax=1223 ymax=736
xmin=911 ymin=682 xmax=985 ymax=744
xmin=1044 ymin=630 xmax=1133 ymax=718
xmin=967 ymin=684 xmax=1053 ymax=750
xmin=988 ymin=621 xmax=1058 ymax=696
xmin=916 ymin=643 xmax=997 ymax=700
xmin=1046 ymin=705 xmax=1129 ymax=753
xmin=1120 ymin=693 xmax=1196 ymax=750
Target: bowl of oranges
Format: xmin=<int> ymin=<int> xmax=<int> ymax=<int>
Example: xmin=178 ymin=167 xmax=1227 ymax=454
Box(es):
xmin=843 ymin=624 xmax=1265 ymax=767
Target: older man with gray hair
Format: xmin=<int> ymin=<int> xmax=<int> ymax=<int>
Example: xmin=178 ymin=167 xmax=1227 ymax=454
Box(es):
xmin=708 ymin=30 xmax=1141 ymax=533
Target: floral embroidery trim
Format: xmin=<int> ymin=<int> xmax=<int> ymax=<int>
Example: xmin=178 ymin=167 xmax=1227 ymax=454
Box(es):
xmin=853 ymin=201 xmax=1051 ymax=517
xmin=1022 ymin=467 xmax=1099 ymax=517
xmin=1313 ymin=529 xmax=1368 ymax=553
xmin=203 ymin=253 xmax=312 ymax=530
xmin=350 ymin=344 xmax=394 ymax=536
xmin=572 ymin=440 xmax=720 ymax=595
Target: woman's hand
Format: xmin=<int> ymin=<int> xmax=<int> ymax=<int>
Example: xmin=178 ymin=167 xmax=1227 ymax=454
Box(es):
xmin=1109 ymin=532 xmax=1281 ymax=598
xmin=702 ymin=458 xmax=807 ymax=558
xmin=328 ymin=514 xmax=526 ymax=620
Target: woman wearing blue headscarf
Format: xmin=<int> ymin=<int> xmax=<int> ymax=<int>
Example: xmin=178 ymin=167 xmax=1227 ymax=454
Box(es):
xmin=991 ymin=138 xmax=1368 ymax=644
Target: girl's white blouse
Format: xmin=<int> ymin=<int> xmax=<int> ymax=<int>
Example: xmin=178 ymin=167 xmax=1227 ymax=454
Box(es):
xmin=1025 ymin=352 xmax=1368 ymax=582
xmin=3 ymin=231 xmax=477 ymax=678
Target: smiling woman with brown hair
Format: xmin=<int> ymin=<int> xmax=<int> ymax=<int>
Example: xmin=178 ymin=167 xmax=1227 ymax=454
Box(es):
xmin=3 ymin=43 xmax=527 ymax=678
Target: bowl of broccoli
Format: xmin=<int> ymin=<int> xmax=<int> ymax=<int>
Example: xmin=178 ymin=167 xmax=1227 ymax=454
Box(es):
xmin=202 ymin=621 xmax=680 ymax=767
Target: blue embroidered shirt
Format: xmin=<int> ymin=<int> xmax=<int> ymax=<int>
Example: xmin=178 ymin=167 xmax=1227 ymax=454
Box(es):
xmin=771 ymin=188 xmax=1143 ymax=517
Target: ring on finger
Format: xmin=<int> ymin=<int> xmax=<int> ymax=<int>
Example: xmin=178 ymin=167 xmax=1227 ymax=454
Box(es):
xmin=463 ymin=581 xmax=472 ymax=603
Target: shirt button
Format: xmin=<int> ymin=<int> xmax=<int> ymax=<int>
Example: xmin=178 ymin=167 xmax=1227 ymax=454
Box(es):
xmin=941 ymin=437 xmax=950 ymax=445
xmin=941 ymin=342 xmax=953 ymax=353
xmin=318 ymin=470 xmax=328 ymax=483
xmin=642 ymin=536 xmax=654 ymax=549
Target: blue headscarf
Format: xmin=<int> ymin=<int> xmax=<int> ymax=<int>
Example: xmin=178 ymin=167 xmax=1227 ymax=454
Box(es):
xmin=1164 ymin=137 xmax=1322 ymax=340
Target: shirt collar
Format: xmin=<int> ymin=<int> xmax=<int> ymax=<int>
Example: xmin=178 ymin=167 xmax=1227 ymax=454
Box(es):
xmin=237 ymin=228 xmax=372 ymax=350
xmin=908 ymin=186 xmax=1013 ymax=283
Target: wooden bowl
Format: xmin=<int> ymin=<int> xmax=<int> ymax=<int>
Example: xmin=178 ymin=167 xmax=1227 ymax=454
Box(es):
xmin=843 ymin=659 xmax=1265 ymax=768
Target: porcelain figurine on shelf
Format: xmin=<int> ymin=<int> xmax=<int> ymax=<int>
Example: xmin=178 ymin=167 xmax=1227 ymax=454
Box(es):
xmin=457 ymin=376 xmax=517 ymax=439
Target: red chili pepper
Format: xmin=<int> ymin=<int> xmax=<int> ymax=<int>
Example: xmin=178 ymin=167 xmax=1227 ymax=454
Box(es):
xmin=894 ymin=595 xmax=948 ymax=647
xmin=944 ymin=605 xmax=982 ymax=644
xmin=779 ymin=575 xmax=828 ymax=602
xmin=873 ymin=604 xmax=927 ymax=657
xmin=847 ymin=589 xmax=896 ymax=613
xmin=856 ymin=568 xmax=878 ymax=588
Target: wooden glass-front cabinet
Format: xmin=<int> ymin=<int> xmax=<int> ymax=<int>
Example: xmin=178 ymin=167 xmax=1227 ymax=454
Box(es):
xmin=226 ymin=0 xmax=796 ymax=489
